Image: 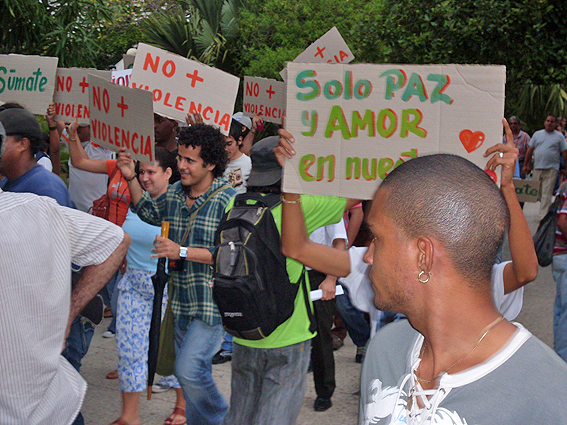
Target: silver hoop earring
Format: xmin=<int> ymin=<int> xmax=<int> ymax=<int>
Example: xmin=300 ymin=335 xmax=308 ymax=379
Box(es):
xmin=418 ymin=270 xmax=430 ymax=283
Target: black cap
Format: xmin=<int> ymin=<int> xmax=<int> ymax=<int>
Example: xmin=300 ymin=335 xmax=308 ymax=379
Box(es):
xmin=0 ymin=108 xmax=42 ymax=141
xmin=247 ymin=135 xmax=282 ymax=187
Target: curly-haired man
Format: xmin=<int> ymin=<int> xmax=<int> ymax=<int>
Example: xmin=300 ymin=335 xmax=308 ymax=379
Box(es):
xmin=118 ymin=123 xmax=236 ymax=425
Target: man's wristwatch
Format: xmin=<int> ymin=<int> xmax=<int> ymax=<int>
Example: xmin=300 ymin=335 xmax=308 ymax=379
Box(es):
xmin=179 ymin=246 xmax=188 ymax=258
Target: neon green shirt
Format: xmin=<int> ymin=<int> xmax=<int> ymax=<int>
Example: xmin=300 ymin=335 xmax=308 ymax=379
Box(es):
xmin=228 ymin=194 xmax=346 ymax=349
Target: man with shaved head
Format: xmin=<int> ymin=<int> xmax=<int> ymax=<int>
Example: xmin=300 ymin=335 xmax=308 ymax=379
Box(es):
xmin=275 ymin=127 xmax=567 ymax=424
xmin=360 ymin=154 xmax=567 ymax=424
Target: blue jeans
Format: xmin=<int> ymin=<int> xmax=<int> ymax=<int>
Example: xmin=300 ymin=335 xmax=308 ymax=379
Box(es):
xmin=221 ymin=332 xmax=233 ymax=352
xmin=105 ymin=270 xmax=122 ymax=333
xmin=62 ymin=316 xmax=94 ymax=425
xmin=222 ymin=339 xmax=311 ymax=425
xmin=552 ymin=254 xmax=567 ymax=362
xmin=174 ymin=318 xmax=227 ymax=425
xmin=335 ymin=287 xmax=370 ymax=348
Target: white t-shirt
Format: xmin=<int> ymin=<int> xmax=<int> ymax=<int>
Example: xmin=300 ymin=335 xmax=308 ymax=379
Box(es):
xmin=62 ymin=134 xmax=113 ymax=212
xmin=341 ymin=248 xmax=524 ymax=336
xmin=224 ymin=153 xmax=252 ymax=194
xmin=37 ymin=155 xmax=53 ymax=172
xmin=0 ymin=190 xmax=124 ymax=424
xmin=307 ymin=219 xmax=347 ymax=271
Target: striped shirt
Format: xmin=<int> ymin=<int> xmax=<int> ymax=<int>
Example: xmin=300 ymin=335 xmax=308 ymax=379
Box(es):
xmin=503 ymin=130 xmax=530 ymax=161
xmin=0 ymin=190 xmax=124 ymax=425
xmin=132 ymin=178 xmax=236 ymax=329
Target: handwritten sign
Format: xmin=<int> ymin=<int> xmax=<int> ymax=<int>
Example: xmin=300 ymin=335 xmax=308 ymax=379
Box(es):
xmin=280 ymin=27 xmax=354 ymax=81
xmin=243 ymin=76 xmax=285 ymax=124
xmin=112 ymin=69 xmax=132 ymax=87
xmin=0 ymin=54 xmax=58 ymax=115
xmin=130 ymin=43 xmax=239 ymax=135
xmin=53 ymin=68 xmax=111 ymax=124
xmin=293 ymin=27 xmax=354 ymax=65
xmin=283 ymin=63 xmax=506 ymax=199
xmin=513 ymin=178 xmax=541 ymax=202
xmin=89 ymin=74 xmax=155 ymax=164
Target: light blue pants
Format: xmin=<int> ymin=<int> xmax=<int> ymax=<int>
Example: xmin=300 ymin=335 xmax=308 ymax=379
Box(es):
xmin=116 ymin=268 xmax=179 ymax=392
xmin=174 ymin=318 xmax=227 ymax=425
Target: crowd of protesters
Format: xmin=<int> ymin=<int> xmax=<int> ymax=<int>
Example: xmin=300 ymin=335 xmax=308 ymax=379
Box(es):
xmin=2 ymin=100 xmax=567 ymax=425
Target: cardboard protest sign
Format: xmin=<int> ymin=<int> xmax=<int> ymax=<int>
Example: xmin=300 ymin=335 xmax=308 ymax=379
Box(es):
xmin=293 ymin=27 xmax=354 ymax=65
xmin=513 ymin=178 xmax=541 ymax=203
xmin=283 ymin=63 xmax=506 ymax=199
xmin=123 ymin=54 xmax=135 ymax=70
xmin=280 ymin=27 xmax=354 ymax=81
xmin=0 ymin=54 xmax=58 ymax=115
xmin=243 ymin=76 xmax=285 ymax=124
xmin=112 ymin=69 xmax=132 ymax=87
xmin=53 ymin=68 xmax=112 ymax=124
xmin=130 ymin=43 xmax=239 ymax=135
xmin=89 ymin=74 xmax=154 ymax=163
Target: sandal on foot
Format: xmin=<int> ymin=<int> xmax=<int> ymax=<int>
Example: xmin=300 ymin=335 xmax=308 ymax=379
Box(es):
xmin=110 ymin=418 xmax=130 ymax=425
xmin=106 ymin=369 xmax=118 ymax=379
xmin=164 ymin=406 xmax=186 ymax=425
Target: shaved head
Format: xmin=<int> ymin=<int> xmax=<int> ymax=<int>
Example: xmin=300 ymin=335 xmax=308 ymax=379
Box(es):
xmin=378 ymin=154 xmax=509 ymax=286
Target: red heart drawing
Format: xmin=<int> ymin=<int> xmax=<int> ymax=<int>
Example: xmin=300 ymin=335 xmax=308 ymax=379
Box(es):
xmin=459 ymin=130 xmax=485 ymax=153
xmin=485 ymin=169 xmax=498 ymax=184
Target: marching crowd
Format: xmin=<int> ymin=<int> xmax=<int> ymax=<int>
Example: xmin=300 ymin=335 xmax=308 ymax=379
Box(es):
xmin=2 ymin=101 xmax=567 ymax=425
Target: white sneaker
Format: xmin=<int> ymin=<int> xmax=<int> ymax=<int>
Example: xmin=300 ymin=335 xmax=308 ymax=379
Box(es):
xmin=102 ymin=330 xmax=115 ymax=338
xmin=152 ymin=383 xmax=172 ymax=393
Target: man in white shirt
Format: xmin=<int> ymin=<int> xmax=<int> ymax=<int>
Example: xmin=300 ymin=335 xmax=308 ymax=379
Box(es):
xmin=0 ymin=185 xmax=130 ymax=424
xmin=223 ymin=119 xmax=252 ymax=195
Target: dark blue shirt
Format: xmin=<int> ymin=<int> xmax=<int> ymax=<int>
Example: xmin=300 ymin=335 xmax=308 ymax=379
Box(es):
xmin=0 ymin=164 xmax=75 ymax=208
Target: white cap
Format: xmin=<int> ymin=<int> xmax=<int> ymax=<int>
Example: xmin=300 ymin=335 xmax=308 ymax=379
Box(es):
xmin=232 ymin=112 xmax=252 ymax=130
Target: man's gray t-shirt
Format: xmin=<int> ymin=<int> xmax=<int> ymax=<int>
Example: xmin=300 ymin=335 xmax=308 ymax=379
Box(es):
xmin=359 ymin=320 xmax=567 ymax=424
xmin=529 ymin=129 xmax=567 ymax=170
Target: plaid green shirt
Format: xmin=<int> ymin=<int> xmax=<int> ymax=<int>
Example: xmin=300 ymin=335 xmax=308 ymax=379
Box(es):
xmin=132 ymin=178 xmax=236 ymax=329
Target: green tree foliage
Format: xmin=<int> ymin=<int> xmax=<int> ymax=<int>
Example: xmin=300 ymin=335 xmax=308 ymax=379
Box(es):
xmin=354 ymin=0 xmax=567 ymax=130
xmin=0 ymin=0 xmax=113 ymax=67
xmin=238 ymin=0 xmax=380 ymax=80
xmin=139 ymin=0 xmax=245 ymax=73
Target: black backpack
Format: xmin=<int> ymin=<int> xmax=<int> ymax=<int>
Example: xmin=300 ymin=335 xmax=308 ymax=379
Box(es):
xmin=212 ymin=192 xmax=315 ymax=340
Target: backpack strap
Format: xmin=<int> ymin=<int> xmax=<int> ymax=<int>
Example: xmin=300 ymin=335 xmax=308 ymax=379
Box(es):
xmin=179 ymin=184 xmax=231 ymax=246
xmin=299 ymin=267 xmax=317 ymax=334
xmin=233 ymin=192 xmax=281 ymax=209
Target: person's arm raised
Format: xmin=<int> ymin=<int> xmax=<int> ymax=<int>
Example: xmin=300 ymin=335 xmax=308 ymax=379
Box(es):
xmin=116 ymin=148 xmax=144 ymax=207
xmin=67 ymin=116 xmax=108 ymax=174
xmin=484 ymin=118 xmax=538 ymax=294
xmin=276 ymin=128 xmax=351 ymax=277
xmin=45 ymin=103 xmax=61 ymax=175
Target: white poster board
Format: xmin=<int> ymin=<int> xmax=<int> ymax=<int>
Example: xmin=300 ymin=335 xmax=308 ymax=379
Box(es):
xmin=53 ymin=68 xmax=112 ymax=124
xmin=89 ymin=74 xmax=155 ymax=164
xmin=283 ymin=63 xmax=506 ymax=199
xmin=111 ymin=69 xmax=132 ymax=87
xmin=243 ymin=76 xmax=285 ymax=124
xmin=130 ymin=43 xmax=239 ymax=134
xmin=0 ymin=54 xmax=58 ymax=115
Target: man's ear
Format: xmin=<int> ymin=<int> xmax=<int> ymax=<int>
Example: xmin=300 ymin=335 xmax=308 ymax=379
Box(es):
xmin=416 ymin=236 xmax=434 ymax=273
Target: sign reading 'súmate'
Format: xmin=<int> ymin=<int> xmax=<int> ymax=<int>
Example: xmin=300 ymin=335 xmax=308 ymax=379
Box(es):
xmin=283 ymin=63 xmax=506 ymax=199
xmin=0 ymin=54 xmax=58 ymax=115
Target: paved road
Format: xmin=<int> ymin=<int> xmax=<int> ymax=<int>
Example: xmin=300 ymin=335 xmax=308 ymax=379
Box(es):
xmin=80 ymin=201 xmax=555 ymax=425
